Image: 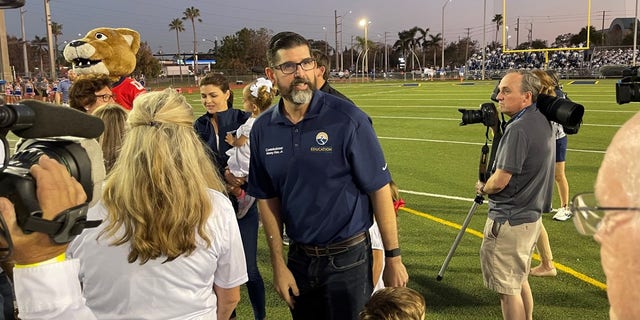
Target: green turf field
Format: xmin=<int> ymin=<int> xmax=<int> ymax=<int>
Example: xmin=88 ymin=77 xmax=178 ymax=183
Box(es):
xmin=8 ymin=78 xmax=633 ymax=319
xmin=188 ymin=78 xmax=637 ymax=320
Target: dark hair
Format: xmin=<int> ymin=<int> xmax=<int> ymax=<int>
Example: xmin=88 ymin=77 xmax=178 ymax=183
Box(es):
xmin=312 ymin=49 xmax=330 ymax=80
xmin=267 ymin=31 xmax=310 ymax=67
xmin=199 ymin=73 xmax=233 ymax=108
xmin=69 ymin=74 xmax=112 ymax=113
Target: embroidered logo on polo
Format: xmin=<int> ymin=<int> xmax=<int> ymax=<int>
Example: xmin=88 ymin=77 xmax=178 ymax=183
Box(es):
xmin=315 ymin=132 xmax=328 ymax=145
xmin=311 ymin=131 xmax=332 ymax=152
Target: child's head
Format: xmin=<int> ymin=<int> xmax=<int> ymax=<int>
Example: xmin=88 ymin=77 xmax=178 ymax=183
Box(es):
xmin=243 ymin=77 xmax=274 ymax=116
xmin=389 ymin=180 xmax=400 ymax=202
xmin=359 ymin=287 xmax=426 ymax=320
xmin=389 ymin=180 xmax=405 ymax=214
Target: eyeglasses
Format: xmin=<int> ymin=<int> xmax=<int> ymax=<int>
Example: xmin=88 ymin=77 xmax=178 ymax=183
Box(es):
xmin=95 ymin=93 xmax=115 ymax=102
xmin=571 ymin=192 xmax=640 ymax=236
xmin=272 ymin=58 xmax=316 ymax=75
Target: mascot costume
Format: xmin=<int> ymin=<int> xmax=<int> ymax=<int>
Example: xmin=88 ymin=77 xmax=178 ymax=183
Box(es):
xmin=63 ymin=27 xmax=146 ymax=110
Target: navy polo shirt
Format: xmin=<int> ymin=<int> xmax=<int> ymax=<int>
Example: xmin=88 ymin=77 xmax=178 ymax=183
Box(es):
xmin=248 ymin=90 xmax=391 ymax=246
xmin=194 ymin=108 xmax=250 ymax=174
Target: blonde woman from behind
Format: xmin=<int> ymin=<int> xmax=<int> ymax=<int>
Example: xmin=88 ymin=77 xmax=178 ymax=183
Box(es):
xmin=67 ymin=89 xmax=248 ymax=319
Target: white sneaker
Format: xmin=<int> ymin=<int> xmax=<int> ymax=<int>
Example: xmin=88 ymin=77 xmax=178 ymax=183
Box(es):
xmin=553 ymin=207 xmax=573 ymax=221
xmin=236 ymin=192 xmax=255 ymax=219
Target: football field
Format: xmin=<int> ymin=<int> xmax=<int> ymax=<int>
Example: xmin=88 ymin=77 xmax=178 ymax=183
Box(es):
xmin=192 ymin=78 xmax=639 ymax=320
xmin=5 ymin=78 xmax=634 ymax=319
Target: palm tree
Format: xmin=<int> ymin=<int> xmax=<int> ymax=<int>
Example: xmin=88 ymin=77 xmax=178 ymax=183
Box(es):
xmin=168 ymin=18 xmax=185 ymax=80
xmin=182 ymin=6 xmax=202 ymax=77
xmin=492 ymin=14 xmax=503 ymax=43
xmin=406 ymin=26 xmax=421 ymax=70
xmin=393 ymin=29 xmax=414 ymax=69
xmin=428 ymin=33 xmax=442 ymax=67
xmin=32 ymin=35 xmax=49 ymax=77
xmin=418 ymin=27 xmax=430 ymax=66
xmin=51 ymin=21 xmax=63 ymax=64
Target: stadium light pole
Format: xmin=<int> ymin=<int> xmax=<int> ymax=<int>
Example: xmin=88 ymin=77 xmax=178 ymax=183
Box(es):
xmin=441 ymin=0 xmax=452 ymax=71
xmin=481 ymin=0 xmax=486 ymax=80
xmin=45 ymin=0 xmax=56 ymax=79
xmin=634 ymin=0 xmax=638 ymax=66
xmin=322 ymin=26 xmax=328 ymax=56
xmin=359 ymin=19 xmax=370 ymax=82
xmin=202 ymin=37 xmax=218 ymax=52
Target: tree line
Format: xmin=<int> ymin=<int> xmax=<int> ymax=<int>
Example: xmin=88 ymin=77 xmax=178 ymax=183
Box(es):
xmin=5 ymin=10 xmax=620 ymax=79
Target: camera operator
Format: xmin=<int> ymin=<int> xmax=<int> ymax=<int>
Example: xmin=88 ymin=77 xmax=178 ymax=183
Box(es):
xmin=475 ymin=70 xmax=554 ymax=320
xmin=0 ymin=155 xmax=97 ymax=319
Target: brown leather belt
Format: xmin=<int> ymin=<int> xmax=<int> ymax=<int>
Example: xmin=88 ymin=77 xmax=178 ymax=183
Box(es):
xmin=296 ymin=232 xmax=367 ymax=257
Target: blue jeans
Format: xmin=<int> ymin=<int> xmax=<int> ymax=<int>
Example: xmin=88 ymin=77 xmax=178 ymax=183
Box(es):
xmin=288 ymin=235 xmax=373 ymax=320
xmin=0 ymin=272 xmax=14 ymax=320
xmin=231 ymin=204 xmax=265 ymax=320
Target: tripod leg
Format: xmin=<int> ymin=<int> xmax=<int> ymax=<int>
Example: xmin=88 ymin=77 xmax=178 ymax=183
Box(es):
xmin=436 ymin=195 xmax=484 ymax=281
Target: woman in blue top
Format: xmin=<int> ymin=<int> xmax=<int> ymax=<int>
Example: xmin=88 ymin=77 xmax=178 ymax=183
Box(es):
xmin=194 ymin=73 xmax=266 ymax=320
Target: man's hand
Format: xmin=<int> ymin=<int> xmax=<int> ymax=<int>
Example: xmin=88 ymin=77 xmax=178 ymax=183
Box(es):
xmin=383 ymin=256 xmax=409 ymax=287
xmin=475 ymin=180 xmax=486 ymax=195
xmin=0 ymin=155 xmax=86 ymax=264
xmin=272 ymin=263 xmax=299 ymax=309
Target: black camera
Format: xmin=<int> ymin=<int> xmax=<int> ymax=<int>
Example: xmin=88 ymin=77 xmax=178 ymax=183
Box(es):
xmin=458 ymin=103 xmax=499 ymax=127
xmin=616 ymin=66 xmax=640 ymax=104
xmin=0 ymin=101 xmax=105 ymax=257
xmin=468 ymin=85 xmax=585 ymax=134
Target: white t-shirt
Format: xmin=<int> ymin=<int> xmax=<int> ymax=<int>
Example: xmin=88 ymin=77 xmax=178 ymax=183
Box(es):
xmin=226 ymin=117 xmax=256 ymax=177
xmin=66 ymin=189 xmax=248 ymax=319
xmin=369 ymin=221 xmax=385 ymax=293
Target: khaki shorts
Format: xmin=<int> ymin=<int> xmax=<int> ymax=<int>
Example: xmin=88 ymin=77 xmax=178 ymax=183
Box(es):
xmin=480 ymin=217 xmax=541 ymax=295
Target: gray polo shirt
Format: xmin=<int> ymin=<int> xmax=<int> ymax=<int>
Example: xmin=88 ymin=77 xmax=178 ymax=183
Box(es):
xmin=488 ymin=105 xmax=554 ymax=226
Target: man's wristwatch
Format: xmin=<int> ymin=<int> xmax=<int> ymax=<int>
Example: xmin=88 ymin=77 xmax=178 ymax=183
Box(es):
xmin=384 ymin=248 xmax=401 ymax=258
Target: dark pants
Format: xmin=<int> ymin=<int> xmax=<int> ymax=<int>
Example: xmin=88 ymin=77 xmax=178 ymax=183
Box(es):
xmin=231 ymin=204 xmax=265 ymax=320
xmin=0 ymin=272 xmax=14 ymax=320
xmin=288 ymin=235 xmax=373 ymax=320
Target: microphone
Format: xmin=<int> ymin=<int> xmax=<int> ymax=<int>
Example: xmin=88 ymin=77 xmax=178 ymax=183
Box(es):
xmin=2 ymin=100 xmax=104 ymax=139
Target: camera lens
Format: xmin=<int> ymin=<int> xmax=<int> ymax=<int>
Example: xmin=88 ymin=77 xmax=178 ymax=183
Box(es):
xmin=458 ymin=109 xmax=484 ymax=126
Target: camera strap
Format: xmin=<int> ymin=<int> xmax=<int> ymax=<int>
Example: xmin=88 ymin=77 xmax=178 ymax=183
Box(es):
xmin=21 ymin=203 xmax=102 ymax=244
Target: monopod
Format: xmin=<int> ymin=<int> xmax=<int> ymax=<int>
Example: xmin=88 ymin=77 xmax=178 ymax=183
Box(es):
xmin=436 ymin=120 xmax=503 ymax=281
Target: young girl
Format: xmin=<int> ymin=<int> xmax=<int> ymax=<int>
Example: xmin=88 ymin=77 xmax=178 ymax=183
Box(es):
xmin=225 ymin=77 xmax=274 ymax=218
xmin=370 ymin=180 xmax=405 ymax=293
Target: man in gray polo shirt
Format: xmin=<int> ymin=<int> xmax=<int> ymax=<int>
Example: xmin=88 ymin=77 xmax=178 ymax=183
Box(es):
xmin=475 ymin=70 xmax=554 ymax=320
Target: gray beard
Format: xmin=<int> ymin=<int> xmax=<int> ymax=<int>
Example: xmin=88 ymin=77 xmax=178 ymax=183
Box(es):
xmin=291 ymin=88 xmax=313 ymax=105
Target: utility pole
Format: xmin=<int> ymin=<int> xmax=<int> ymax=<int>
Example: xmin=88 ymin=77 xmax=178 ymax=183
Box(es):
xmin=0 ymin=11 xmax=11 ymax=81
xmin=334 ymin=10 xmax=340 ymax=71
xmin=515 ymin=18 xmax=520 ymax=48
xmin=350 ymin=35 xmax=354 ymax=72
xmin=528 ymin=22 xmax=533 ymax=45
xmin=384 ymin=31 xmax=389 ymax=75
xmin=20 ymin=7 xmax=29 ymax=78
xmin=601 ymin=10 xmax=607 ymax=46
xmin=465 ymin=27 xmax=471 ymax=62
xmin=45 ymin=0 xmax=56 ymax=79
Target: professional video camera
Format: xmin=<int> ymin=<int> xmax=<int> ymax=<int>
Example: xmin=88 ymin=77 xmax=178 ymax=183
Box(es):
xmin=458 ymin=85 xmax=584 ymax=134
xmin=0 ymin=100 xmax=105 ymax=259
xmin=616 ymin=66 xmax=640 ymax=104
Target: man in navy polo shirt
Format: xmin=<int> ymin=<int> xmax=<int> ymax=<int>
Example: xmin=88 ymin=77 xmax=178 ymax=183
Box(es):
xmin=248 ymin=31 xmax=408 ymax=320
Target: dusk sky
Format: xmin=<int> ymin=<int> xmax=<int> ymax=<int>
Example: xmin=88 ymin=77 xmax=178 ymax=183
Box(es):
xmin=2 ymin=0 xmax=637 ymax=55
